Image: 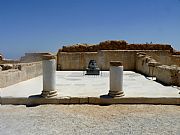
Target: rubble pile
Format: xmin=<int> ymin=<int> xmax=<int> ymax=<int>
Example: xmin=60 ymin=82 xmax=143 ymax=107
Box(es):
xmin=58 ymin=40 xmax=173 ymax=52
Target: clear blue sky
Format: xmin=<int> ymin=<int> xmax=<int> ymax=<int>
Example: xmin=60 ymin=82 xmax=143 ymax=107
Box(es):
xmin=0 ymin=0 xmax=180 ymax=59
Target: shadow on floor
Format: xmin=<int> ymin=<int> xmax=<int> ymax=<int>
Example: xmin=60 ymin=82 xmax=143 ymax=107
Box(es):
xmin=99 ymin=94 xmax=112 ymax=106
xmin=26 ymin=94 xmax=43 ymax=107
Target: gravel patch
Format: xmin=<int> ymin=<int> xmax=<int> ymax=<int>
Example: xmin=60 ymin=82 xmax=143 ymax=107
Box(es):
xmin=0 ymin=105 xmax=180 ymax=135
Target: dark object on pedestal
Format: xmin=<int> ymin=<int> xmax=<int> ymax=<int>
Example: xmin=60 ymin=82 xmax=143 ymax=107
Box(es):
xmin=86 ymin=60 xmax=100 ymax=75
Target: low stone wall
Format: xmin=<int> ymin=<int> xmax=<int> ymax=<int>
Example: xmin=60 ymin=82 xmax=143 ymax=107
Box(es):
xmin=135 ymin=52 xmax=160 ymax=76
xmin=0 ymin=62 xmax=42 ymax=88
xmin=135 ymin=53 xmax=180 ymax=86
xmin=156 ymin=65 xmax=180 ymax=86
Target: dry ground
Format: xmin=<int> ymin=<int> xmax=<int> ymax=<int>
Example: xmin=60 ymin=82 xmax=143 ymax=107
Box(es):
xmin=0 ymin=105 xmax=180 ymax=135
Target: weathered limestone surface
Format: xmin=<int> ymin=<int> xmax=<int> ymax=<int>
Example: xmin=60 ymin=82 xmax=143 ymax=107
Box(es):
xmin=57 ymin=50 xmax=171 ymax=71
xmin=57 ymin=52 xmax=98 ymax=70
xmin=136 ymin=53 xmax=180 ymax=86
xmin=59 ymin=40 xmax=173 ymax=52
xmin=136 ymin=52 xmax=160 ymax=76
xmin=0 ymin=62 xmax=42 ymax=88
xmin=156 ymin=65 xmax=180 ymax=86
xmin=171 ymin=55 xmax=180 ymax=66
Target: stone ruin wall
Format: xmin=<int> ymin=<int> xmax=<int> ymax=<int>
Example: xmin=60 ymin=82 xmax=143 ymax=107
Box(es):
xmin=59 ymin=40 xmax=173 ymax=52
xmin=0 ymin=52 xmax=57 ymax=87
xmin=0 ymin=53 xmax=43 ymax=88
xmin=57 ymin=50 xmax=172 ymax=71
xmin=57 ymin=40 xmax=178 ymax=71
xmin=171 ymin=55 xmax=180 ymax=66
xmin=0 ymin=40 xmax=179 ymax=87
xmin=57 ymin=40 xmax=180 ymax=86
xmin=0 ymin=61 xmax=42 ymax=88
xmin=136 ymin=52 xmax=180 ymax=86
xmin=0 ymin=52 xmax=59 ymax=88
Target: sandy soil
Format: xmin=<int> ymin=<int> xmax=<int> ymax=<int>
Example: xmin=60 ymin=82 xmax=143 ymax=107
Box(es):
xmin=0 ymin=105 xmax=180 ymax=135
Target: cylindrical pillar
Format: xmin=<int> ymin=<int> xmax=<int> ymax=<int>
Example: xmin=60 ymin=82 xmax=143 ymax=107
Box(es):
xmin=108 ymin=61 xmax=124 ymax=97
xmin=41 ymin=55 xmax=58 ymax=98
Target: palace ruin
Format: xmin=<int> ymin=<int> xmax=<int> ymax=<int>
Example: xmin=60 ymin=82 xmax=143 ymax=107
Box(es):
xmin=0 ymin=40 xmax=179 ymax=105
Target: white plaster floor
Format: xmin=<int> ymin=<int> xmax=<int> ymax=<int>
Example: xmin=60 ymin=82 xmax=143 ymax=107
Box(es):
xmin=0 ymin=71 xmax=180 ymax=98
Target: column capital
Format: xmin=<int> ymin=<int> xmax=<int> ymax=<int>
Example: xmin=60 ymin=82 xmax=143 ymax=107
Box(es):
xmin=110 ymin=61 xmax=122 ymax=66
xmin=43 ymin=55 xmax=56 ymax=60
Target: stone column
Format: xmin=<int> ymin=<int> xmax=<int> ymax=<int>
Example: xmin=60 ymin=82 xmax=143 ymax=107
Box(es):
xmin=41 ymin=55 xmax=58 ymax=98
xmin=108 ymin=61 xmax=124 ymax=97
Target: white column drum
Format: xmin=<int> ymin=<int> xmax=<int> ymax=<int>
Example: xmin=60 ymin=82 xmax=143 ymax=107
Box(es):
xmin=108 ymin=61 xmax=124 ymax=97
xmin=41 ymin=55 xmax=57 ymax=98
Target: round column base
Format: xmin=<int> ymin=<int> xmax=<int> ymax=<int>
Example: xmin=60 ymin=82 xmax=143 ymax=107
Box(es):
xmin=41 ymin=90 xmax=58 ymax=98
xmin=108 ymin=90 xmax=124 ymax=98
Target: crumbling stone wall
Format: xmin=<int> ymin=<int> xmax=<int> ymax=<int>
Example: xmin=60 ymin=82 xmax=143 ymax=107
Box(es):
xmin=59 ymin=40 xmax=173 ymax=52
xmin=57 ymin=50 xmax=170 ymax=71
xmin=156 ymin=65 xmax=180 ymax=86
xmin=57 ymin=40 xmax=178 ymax=70
xmin=136 ymin=53 xmax=180 ymax=86
xmin=135 ymin=52 xmax=160 ymax=76
xmin=0 ymin=52 xmax=54 ymax=87
xmin=57 ymin=51 xmax=136 ymax=71
xmin=20 ymin=53 xmax=52 ymax=62
xmin=171 ymin=55 xmax=180 ymax=66
xmin=0 ymin=62 xmax=42 ymax=88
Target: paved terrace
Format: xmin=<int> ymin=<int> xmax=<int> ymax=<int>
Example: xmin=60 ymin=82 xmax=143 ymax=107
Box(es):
xmin=0 ymin=71 xmax=180 ymax=105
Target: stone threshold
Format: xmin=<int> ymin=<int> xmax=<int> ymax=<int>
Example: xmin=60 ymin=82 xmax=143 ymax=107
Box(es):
xmin=0 ymin=97 xmax=180 ymax=105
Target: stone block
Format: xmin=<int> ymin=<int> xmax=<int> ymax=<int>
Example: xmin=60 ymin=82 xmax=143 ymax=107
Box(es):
xmin=88 ymin=97 xmax=101 ymax=104
xmin=1 ymin=97 xmax=28 ymax=105
xmin=27 ymin=97 xmax=59 ymax=105
xmin=69 ymin=97 xmax=80 ymax=104
xmin=58 ymin=97 xmax=70 ymax=104
xmin=79 ymin=97 xmax=89 ymax=104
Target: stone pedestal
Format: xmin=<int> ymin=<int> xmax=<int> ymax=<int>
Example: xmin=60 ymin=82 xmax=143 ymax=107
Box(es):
xmin=108 ymin=61 xmax=124 ymax=97
xmin=41 ymin=55 xmax=57 ymax=98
